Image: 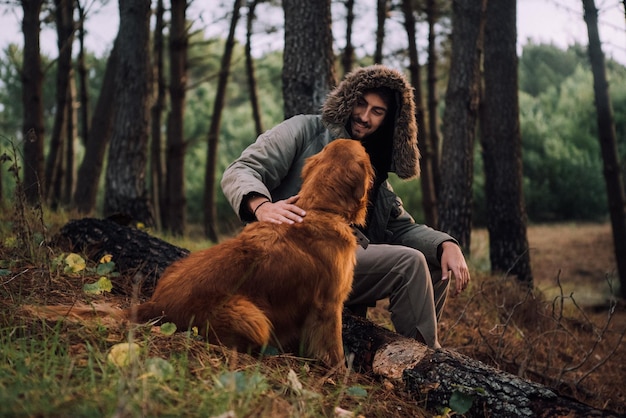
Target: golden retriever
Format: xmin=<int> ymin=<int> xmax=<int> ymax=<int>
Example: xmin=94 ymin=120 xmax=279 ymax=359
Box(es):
xmin=31 ymin=139 xmax=374 ymax=369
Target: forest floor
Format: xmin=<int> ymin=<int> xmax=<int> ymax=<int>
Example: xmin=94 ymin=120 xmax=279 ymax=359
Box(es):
xmin=370 ymin=222 xmax=625 ymax=414
xmin=2 ymin=221 xmax=624 ymax=416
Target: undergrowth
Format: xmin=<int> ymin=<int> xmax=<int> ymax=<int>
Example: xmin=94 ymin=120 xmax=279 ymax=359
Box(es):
xmin=1 ymin=135 xmax=624 ymax=416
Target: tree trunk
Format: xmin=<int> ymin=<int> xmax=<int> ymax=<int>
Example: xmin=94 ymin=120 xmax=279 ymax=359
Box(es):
xmin=204 ymin=0 xmax=242 ymax=242
xmin=54 ymin=217 xmax=619 ymax=417
xmin=402 ymin=0 xmax=437 ymax=228
xmin=246 ymin=0 xmax=263 ymax=136
xmin=480 ymin=0 xmax=533 ymax=284
xmin=74 ymin=39 xmax=118 ymax=214
xmin=150 ymin=0 xmax=166 ymax=231
xmin=76 ymin=1 xmax=90 ymax=149
xmin=103 ymin=0 xmax=154 ymax=226
xmin=46 ymin=0 xmax=74 ymax=208
xmin=282 ymin=0 xmax=335 ymax=118
xmin=426 ymin=0 xmax=441 ymax=200
xmin=438 ymin=0 xmax=485 ymax=253
xmin=166 ymin=0 xmax=188 ymax=236
xmin=21 ymin=0 xmax=45 ymax=206
xmin=62 ymin=72 xmax=77 ymax=206
xmin=374 ymin=0 xmax=387 ymax=64
xmin=582 ymin=0 xmax=626 ymax=298
xmin=341 ymin=0 xmax=355 ymax=76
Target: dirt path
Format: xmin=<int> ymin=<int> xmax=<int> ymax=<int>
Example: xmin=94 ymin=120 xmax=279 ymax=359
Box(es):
xmin=472 ymin=222 xmax=620 ymax=307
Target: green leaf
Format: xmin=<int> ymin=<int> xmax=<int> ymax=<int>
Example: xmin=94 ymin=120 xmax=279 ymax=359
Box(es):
xmin=217 ymin=371 xmax=265 ymax=394
xmin=160 ymin=322 xmax=177 ymax=335
xmin=83 ymin=277 xmax=113 ymax=294
xmin=146 ymin=357 xmax=175 ymax=381
xmin=50 ymin=254 xmax=65 ymax=270
xmin=64 ymin=253 xmax=86 ymax=273
xmin=346 ymin=385 xmax=368 ymax=397
xmin=96 ymin=261 xmax=116 ymax=276
xmin=449 ymin=390 xmax=473 ymax=414
xmin=0 ymin=269 xmax=11 ymax=277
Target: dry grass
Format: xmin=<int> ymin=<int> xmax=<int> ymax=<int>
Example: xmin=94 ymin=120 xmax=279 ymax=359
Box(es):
xmin=1 ymin=221 xmax=624 ymax=416
xmin=442 ymin=222 xmax=625 ymax=413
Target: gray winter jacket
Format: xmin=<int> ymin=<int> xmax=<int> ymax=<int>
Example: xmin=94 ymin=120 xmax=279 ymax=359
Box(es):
xmin=221 ymin=65 xmax=455 ymax=266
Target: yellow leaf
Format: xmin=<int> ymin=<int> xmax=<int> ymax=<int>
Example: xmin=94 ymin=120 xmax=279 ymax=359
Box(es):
xmin=107 ymin=342 xmax=141 ymax=367
xmin=99 ymin=254 xmax=113 ymax=264
xmin=64 ymin=253 xmax=86 ymax=273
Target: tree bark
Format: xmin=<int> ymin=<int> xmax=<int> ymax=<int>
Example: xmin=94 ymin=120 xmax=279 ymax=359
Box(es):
xmin=203 ymin=0 xmax=242 ymax=242
xmin=341 ymin=0 xmax=355 ymax=76
xmin=343 ymin=314 xmax=619 ymax=417
xmin=245 ymin=0 xmax=263 ymax=136
xmin=282 ymin=0 xmax=335 ymax=118
xmin=76 ymin=1 xmax=90 ymax=149
xmin=54 ymin=217 xmax=189 ymax=294
xmin=74 ymin=39 xmax=118 ymax=214
xmin=480 ymin=0 xmax=533 ymax=284
xmin=150 ymin=0 xmax=166 ymax=231
xmin=21 ymin=0 xmax=45 ymax=206
xmin=54 ymin=217 xmax=619 ymax=417
xmin=46 ymin=0 xmax=74 ymax=207
xmin=402 ymin=0 xmax=438 ymax=228
xmin=103 ymin=0 xmax=154 ymax=226
xmin=166 ymin=0 xmax=189 ymax=236
xmin=62 ymin=72 xmax=77 ymax=206
xmin=374 ymin=0 xmax=387 ymax=64
xmin=426 ymin=0 xmax=441 ymax=200
xmin=582 ymin=0 xmax=626 ymax=298
xmin=438 ymin=0 xmax=485 ymax=253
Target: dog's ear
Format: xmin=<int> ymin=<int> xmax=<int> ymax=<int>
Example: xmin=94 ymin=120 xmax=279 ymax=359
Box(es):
xmin=348 ymin=158 xmax=372 ymax=226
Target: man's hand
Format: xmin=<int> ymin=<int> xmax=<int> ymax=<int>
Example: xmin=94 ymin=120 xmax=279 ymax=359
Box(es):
xmin=440 ymin=241 xmax=471 ymax=296
xmin=250 ymin=195 xmax=306 ymax=224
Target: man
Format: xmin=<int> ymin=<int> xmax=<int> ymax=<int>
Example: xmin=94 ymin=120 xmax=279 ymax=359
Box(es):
xmin=221 ymin=65 xmax=470 ymax=348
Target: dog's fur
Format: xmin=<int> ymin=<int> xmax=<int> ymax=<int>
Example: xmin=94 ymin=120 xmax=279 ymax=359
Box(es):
xmin=30 ymin=139 xmax=374 ymax=369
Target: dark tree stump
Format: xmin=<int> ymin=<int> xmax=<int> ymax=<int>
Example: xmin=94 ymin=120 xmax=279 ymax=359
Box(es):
xmin=54 ymin=217 xmax=189 ymax=293
xmin=54 ymin=217 xmax=620 ymax=417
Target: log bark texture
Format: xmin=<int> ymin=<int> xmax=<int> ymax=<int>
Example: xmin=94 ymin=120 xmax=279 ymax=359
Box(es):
xmin=54 ymin=217 xmax=189 ymax=293
xmin=342 ymin=314 xmax=618 ymax=417
xmin=55 ymin=218 xmax=619 ymax=417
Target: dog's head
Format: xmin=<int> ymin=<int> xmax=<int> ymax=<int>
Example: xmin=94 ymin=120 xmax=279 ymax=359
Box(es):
xmin=300 ymin=139 xmax=374 ymax=226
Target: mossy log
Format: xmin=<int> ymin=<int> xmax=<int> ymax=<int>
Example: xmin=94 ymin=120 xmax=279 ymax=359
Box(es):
xmin=55 ymin=217 xmax=619 ymax=417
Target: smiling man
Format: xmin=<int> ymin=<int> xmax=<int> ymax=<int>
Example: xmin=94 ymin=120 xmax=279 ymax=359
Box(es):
xmin=221 ymin=65 xmax=470 ymax=349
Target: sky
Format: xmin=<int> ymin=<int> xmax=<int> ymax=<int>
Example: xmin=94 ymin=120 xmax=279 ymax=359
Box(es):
xmin=0 ymin=0 xmax=624 ymax=65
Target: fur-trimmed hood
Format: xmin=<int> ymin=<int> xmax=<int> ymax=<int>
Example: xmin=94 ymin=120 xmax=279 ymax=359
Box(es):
xmin=321 ymin=65 xmax=420 ymax=179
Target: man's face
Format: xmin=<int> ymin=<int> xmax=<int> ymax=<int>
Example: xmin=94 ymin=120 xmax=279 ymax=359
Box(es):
xmin=350 ymin=92 xmax=388 ymax=140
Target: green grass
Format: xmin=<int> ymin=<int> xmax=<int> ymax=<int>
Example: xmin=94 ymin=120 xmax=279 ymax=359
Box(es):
xmin=0 ymin=294 xmax=396 ymax=418
xmin=0 ymin=318 xmax=337 ymax=417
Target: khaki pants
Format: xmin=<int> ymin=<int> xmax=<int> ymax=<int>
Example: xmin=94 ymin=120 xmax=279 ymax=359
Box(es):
xmin=346 ymin=243 xmax=450 ymax=349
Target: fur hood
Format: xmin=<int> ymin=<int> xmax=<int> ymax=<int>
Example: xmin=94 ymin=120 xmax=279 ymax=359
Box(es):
xmin=321 ymin=65 xmax=420 ymax=179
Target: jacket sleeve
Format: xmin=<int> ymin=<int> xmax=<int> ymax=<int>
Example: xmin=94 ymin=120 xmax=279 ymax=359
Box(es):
xmin=378 ymin=182 xmax=459 ymax=267
xmin=221 ymin=115 xmax=316 ymax=222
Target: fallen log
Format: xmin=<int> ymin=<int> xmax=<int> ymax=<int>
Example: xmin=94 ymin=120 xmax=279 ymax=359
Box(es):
xmin=54 ymin=217 xmax=189 ymax=293
xmin=55 ymin=217 xmax=619 ymax=417
xmin=342 ymin=314 xmax=619 ymax=417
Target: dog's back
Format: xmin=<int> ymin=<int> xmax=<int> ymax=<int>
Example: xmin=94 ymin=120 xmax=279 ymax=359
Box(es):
xmin=139 ymin=212 xmax=356 ymax=351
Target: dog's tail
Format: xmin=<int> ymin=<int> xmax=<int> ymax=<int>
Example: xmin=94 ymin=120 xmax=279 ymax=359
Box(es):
xmin=21 ymin=302 xmax=127 ymax=322
xmin=213 ymin=295 xmax=272 ymax=347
